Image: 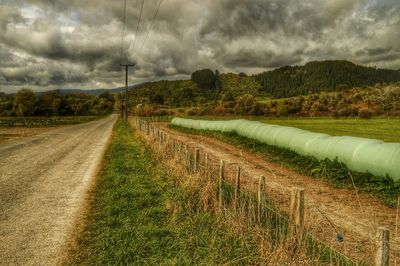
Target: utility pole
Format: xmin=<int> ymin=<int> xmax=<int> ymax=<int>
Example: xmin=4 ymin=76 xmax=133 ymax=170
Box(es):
xmin=120 ymin=64 xmax=135 ymax=120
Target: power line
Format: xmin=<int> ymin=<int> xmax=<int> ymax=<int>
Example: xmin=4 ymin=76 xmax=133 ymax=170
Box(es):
xmin=119 ymin=0 xmax=128 ymax=65
xmin=130 ymin=0 xmax=145 ymax=55
xmin=138 ymin=0 xmax=163 ymax=56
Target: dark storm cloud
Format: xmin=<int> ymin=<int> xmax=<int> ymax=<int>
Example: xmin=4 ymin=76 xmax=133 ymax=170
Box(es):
xmin=0 ymin=0 xmax=399 ymax=92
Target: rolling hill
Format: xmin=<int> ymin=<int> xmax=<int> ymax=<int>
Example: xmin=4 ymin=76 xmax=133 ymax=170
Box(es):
xmin=255 ymin=60 xmax=400 ymax=98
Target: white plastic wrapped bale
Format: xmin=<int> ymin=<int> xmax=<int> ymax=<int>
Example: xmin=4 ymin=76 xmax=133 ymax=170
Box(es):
xmin=171 ymin=117 xmax=400 ymax=181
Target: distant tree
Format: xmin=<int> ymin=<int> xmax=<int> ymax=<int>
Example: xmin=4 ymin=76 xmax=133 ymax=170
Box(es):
xmin=0 ymin=92 xmax=14 ymax=116
xmin=238 ymin=72 xmax=247 ymax=77
xmin=92 ymin=97 xmax=114 ymax=115
xmin=64 ymin=94 xmax=90 ymax=115
xmin=215 ymin=69 xmax=221 ymax=90
xmin=36 ymin=92 xmax=62 ymax=116
xmin=191 ymin=69 xmax=216 ymax=90
xmin=13 ymin=88 xmax=36 ymax=116
xmin=150 ymin=94 xmax=164 ymax=105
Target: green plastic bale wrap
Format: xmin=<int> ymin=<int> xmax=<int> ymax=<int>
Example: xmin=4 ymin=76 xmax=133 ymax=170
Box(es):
xmin=171 ymin=117 xmax=400 ymax=181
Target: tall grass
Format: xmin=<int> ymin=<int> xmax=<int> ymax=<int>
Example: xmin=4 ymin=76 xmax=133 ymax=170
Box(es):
xmin=137 ymin=119 xmax=358 ymax=265
xmin=67 ymin=119 xmax=274 ymax=265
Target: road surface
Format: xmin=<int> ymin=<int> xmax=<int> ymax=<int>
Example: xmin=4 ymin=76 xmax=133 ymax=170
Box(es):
xmin=0 ymin=115 xmax=117 ymax=265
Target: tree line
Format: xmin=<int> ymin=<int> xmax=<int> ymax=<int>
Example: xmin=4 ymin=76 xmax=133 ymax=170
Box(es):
xmin=182 ymin=83 xmax=400 ymax=118
xmin=255 ymin=60 xmax=400 ymax=98
xmin=0 ymin=89 xmax=115 ymax=116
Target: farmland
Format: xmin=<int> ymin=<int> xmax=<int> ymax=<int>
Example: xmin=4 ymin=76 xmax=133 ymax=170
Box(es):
xmin=0 ymin=116 xmax=100 ymax=144
xmin=179 ymin=116 xmax=400 ymax=143
xmin=0 ymin=116 xmax=98 ymax=127
xmin=2 ymin=0 xmax=400 ymax=264
xmin=3 ymin=115 xmax=399 ymax=264
xmin=134 ymin=118 xmax=400 ymax=264
xmin=260 ymin=117 xmax=400 ymax=143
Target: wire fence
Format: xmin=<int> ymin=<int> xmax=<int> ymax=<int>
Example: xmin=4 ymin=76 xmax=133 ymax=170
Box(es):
xmin=133 ymin=117 xmax=396 ymax=266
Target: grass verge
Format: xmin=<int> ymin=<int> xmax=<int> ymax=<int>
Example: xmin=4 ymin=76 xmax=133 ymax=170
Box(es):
xmin=169 ymin=125 xmax=400 ymax=207
xmin=67 ymin=119 xmax=266 ymax=265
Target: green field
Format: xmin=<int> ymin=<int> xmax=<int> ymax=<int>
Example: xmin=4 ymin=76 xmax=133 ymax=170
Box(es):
xmin=178 ymin=116 xmax=400 ymax=143
xmin=260 ymin=118 xmax=400 ymax=143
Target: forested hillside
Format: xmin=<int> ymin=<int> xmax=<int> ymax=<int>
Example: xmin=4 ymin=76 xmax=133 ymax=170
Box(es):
xmin=127 ymin=73 xmax=259 ymax=107
xmin=255 ymin=60 xmax=400 ymax=98
xmin=260 ymin=84 xmax=400 ymax=117
xmin=128 ymin=60 xmax=400 ymax=109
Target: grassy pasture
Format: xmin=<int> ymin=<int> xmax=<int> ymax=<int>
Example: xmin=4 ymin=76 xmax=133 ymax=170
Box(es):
xmin=174 ymin=116 xmax=400 ymax=143
xmin=260 ymin=118 xmax=400 ymax=143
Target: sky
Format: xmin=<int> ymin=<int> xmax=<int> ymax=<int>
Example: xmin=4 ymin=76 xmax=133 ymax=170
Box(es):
xmin=0 ymin=0 xmax=399 ymax=93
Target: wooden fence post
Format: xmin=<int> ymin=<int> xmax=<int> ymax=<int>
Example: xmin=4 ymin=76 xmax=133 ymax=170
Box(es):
xmin=172 ymin=139 xmax=176 ymax=156
xmin=218 ymin=160 xmax=225 ymax=212
xmin=290 ymin=187 xmax=305 ymax=250
xmin=234 ymin=165 xmax=241 ymax=212
xmin=185 ymin=146 xmax=191 ymax=173
xmin=375 ymin=227 xmax=390 ymax=266
xmin=178 ymin=142 xmax=182 ymax=159
xmin=257 ymin=175 xmax=266 ymax=223
xmin=194 ymin=148 xmax=200 ymax=172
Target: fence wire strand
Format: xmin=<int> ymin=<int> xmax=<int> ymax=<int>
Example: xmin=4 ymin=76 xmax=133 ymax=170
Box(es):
xmin=134 ymin=117 xmax=398 ymax=265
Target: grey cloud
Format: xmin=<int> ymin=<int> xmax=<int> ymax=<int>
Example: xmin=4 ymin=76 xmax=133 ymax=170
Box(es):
xmin=0 ymin=0 xmax=399 ymax=92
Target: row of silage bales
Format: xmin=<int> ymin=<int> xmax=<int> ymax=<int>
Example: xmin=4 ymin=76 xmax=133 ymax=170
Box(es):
xmin=171 ymin=118 xmax=400 ymax=181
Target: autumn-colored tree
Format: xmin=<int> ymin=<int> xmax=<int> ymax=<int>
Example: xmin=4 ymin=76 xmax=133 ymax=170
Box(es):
xmin=13 ymin=88 xmax=36 ymax=116
xmin=36 ymin=92 xmax=62 ymax=115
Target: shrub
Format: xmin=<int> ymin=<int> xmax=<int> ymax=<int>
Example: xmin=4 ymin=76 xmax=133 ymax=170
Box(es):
xmin=358 ymin=107 xmax=374 ymax=119
xmin=135 ymin=104 xmax=155 ymax=117
xmin=337 ymin=106 xmax=358 ymax=117
xmin=213 ymin=105 xmax=229 ymax=115
xmin=153 ymin=109 xmax=175 ymax=116
xmin=331 ymin=111 xmax=340 ymax=119
xmin=248 ymin=103 xmax=265 ymax=116
xmin=233 ymin=94 xmax=255 ymax=114
xmin=276 ymin=103 xmax=288 ymax=116
xmin=186 ymin=108 xmax=200 ymax=116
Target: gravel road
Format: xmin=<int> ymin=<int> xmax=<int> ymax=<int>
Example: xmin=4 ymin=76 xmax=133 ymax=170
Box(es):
xmin=0 ymin=114 xmax=117 ymax=265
